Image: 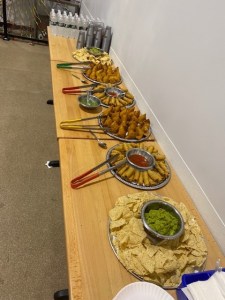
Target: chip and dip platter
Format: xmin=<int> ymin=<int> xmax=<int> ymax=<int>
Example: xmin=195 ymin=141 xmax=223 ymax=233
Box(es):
xmin=108 ymin=192 xmax=208 ymax=289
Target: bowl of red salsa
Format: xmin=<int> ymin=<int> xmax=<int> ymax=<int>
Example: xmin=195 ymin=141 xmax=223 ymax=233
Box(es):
xmin=105 ymin=87 xmax=125 ymax=98
xmin=126 ymin=148 xmax=155 ymax=171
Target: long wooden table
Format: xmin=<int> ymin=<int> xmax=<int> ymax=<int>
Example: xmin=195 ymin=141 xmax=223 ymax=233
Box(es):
xmin=59 ymin=139 xmax=225 ymax=300
xmin=47 ymin=27 xmax=225 ymax=300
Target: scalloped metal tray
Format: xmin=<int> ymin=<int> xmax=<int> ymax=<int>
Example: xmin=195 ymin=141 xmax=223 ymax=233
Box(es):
xmin=106 ymin=144 xmax=171 ymax=190
xmin=83 ymin=72 xmax=122 ymax=86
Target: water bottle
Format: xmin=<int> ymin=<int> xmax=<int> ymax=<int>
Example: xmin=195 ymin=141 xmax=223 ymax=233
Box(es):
xmin=56 ymin=11 xmax=64 ymax=36
xmin=49 ymin=9 xmax=57 ymax=36
xmin=49 ymin=9 xmax=55 ymax=25
xmin=71 ymin=16 xmax=79 ymax=39
xmin=76 ymin=17 xmax=82 ymax=30
xmin=64 ymin=15 xmax=70 ymax=38
xmin=83 ymin=19 xmax=88 ymax=31
xmin=67 ymin=14 xmax=73 ymax=38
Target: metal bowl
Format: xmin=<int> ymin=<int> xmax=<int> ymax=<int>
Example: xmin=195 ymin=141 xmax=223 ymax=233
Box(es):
xmin=126 ymin=148 xmax=155 ymax=171
xmin=87 ymin=47 xmax=103 ymax=57
xmin=78 ymin=94 xmax=101 ymax=109
xmin=141 ymin=199 xmax=184 ymax=242
xmin=105 ymin=87 xmax=125 ymax=98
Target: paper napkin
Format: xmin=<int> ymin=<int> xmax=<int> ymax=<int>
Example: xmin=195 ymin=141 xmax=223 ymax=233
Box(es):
xmin=181 ymin=271 xmax=225 ymax=300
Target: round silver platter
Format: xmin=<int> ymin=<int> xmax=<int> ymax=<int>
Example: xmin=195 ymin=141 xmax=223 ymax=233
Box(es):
xmin=82 ymin=72 xmax=122 ymax=86
xmin=90 ymin=86 xmax=136 ymax=109
xmin=108 ymin=223 xmax=143 ymax=282
xmin=106 ymin=144 xmax=171 ymax=190
xmin=108 ymin=221 xmax=180 ymax=289
xmin=100 ymin=98 xmax=136 ymax=109
xmin=98 ymin=115 xmax=151 ymax=143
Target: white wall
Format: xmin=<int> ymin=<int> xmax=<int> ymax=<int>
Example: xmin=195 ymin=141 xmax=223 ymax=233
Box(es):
xmin=81 ymin=0 xmax=225 ymax=253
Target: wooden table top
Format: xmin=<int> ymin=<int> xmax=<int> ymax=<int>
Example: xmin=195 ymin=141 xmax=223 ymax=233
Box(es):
xmin=58 ymin=138 xmax=225 ymax=300
xmin=47 ymin=27 xmax=77 ymax=62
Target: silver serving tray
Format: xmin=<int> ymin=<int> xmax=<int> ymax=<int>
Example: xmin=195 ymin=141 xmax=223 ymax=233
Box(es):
xmin=108 ymin=220 xmax=206 ymax=289
xmin=100 ymin=98 xmax=136 ymax=109
xmin=108 ymin=223 xmax=144 ymax=282
xmin=106 ymin=144 xmax=171 ymax=190
xmin=90 ymin=85 xmax=136 ymax=109
xmin=83 ymin=72 xmax=122 ymax=86
xmin=108 ymin=221 xmax=179 ymax=289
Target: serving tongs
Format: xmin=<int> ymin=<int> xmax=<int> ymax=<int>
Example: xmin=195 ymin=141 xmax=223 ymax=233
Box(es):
xmin=71 ymin=154 xmax=126 ymax=189
xmin=57 ymin=61 xmax=91 ymax=70
xmin=60 ymin=115 xmax=107 ymax=132
xmin=62 ymin=83 xmax=99 ymax=95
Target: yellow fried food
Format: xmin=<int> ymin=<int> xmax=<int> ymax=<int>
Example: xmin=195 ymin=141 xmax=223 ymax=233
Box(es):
xmin=101 ymin=106 xmax=150 ymax=140
xmin=84 ymin=62 xmax=121 ymax=84
xmin=109 ymin=142 xmax=169 ymax=187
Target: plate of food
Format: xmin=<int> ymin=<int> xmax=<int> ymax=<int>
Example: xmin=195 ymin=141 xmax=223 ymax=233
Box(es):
xmin=91 ymin=84 xmax=136 ymax=108
xmin=109 ymin=191 xmax=208 ymax=289
xmin=72 ymin=47 xmax=112 ymax=65
xmin=106 ymin=142 xmax=171 ymax=190
xmin=99 ymin=106 xmax=151 ymax=142
xmin=83 ymin=62 xmax=122 ymax=85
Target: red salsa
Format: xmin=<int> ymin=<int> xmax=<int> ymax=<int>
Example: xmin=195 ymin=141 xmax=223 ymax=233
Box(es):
xmin=128 ymin=154 xmax=149 ymax=167
xmin=108 ymin=92 xmax=117 ymax=97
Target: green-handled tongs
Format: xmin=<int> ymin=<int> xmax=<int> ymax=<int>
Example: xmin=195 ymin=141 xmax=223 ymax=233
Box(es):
xmin=57 ymin=61 xmax=90 ymax=70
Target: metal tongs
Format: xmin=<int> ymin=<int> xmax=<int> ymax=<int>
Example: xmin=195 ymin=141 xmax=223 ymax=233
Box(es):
xmin=62 ymin=83 xmax=97 ymax=95
xmin=60 ymin=115 xmax=108 ymax=132
xmin=71 ymin=154 xmax=126 ymax=189
xmin=56 ymin=61 xmax=90 ymax=70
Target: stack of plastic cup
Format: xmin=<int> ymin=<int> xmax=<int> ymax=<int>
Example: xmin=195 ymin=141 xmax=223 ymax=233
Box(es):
xmin=102 ymin=26 xmax=112 ymax=52
xmin=85 ymin=25 xmax=94 ymax=47
xmin=76 ymin=31 xmax=86 ymax=49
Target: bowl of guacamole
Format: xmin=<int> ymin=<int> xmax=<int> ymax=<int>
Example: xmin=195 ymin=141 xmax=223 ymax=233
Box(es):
xmin=87 ymin=47 xmax=104 ymax=57
xmin=78 ymin=94 xmax=101 ymax=109
xmin=141 ymin=199 xmax=184 ymax=241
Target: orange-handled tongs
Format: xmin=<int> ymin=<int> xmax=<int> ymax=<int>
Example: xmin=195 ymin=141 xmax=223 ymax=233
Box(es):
xmin=62 ymin=83 xmax=97 ymax=94
xmin=71 ymin=154 xmax=126 ymax=189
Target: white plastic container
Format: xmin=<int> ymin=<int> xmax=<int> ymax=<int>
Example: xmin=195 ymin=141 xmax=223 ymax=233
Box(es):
xmin=49 ymin=9 xmax=57 ymax=36
xmin=57 ymin=14 xmax=65 ymax=36
xmin=63 ymin=15 xmax=70 ymax=38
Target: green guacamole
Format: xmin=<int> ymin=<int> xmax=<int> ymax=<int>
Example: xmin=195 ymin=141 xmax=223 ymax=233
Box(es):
xmin=79 ymin=96 xmax=99 ymax=107
xmin=88 ymin=47 xmax=103 ymax=56
xmin=144 ymin=208 xmax=179 ymax=236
